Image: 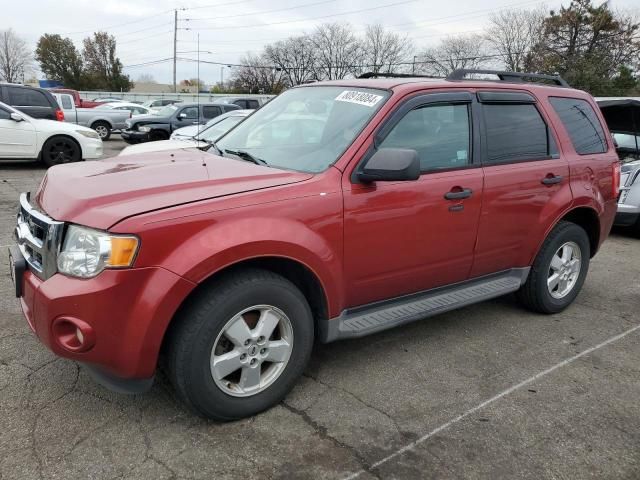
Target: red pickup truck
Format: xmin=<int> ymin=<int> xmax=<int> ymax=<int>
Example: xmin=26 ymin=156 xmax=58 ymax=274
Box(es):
xmin=10 ymin=70 xmax=619 ymax=420
xmin=50 ymin=88 xmax=104 ymax=109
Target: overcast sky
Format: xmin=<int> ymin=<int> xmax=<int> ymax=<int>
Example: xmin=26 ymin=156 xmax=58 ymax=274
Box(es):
xmin=4 ymin=0 xmax=638 ymax=86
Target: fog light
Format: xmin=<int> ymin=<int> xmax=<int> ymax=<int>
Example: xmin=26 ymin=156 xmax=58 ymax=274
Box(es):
xmin=76 ymin=328 xmax=84 ymax=345
xmin=52 ymin=317 xmax=95 ymax=353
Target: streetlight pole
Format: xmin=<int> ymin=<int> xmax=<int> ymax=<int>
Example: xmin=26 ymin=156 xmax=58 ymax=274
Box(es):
xmin=412 ymin=55 xmax=417 ymax=75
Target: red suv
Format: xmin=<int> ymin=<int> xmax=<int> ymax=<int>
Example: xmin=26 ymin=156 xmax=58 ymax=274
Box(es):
xmin=10 ymin=70 xmax=619 ymax=420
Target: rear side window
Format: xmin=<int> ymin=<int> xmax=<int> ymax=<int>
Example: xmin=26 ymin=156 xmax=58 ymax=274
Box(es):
xmin=549 ymin=97 xmax=607 ymax=155
xmin=247 ymin=100 xmax=259 ymax=109
xmin=60 ymin=96 xmax=73 ymax=109
xmin=203 ymin=106 xmax=222 ymax=118
xmin=483 ymin=104 xmax=551 ymax=164
xmin=8 ymin=87 xmax=50 ymax=107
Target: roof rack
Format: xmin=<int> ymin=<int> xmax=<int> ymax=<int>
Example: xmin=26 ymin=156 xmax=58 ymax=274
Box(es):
xmin=357 ymin=72 xmax=441 ymax=79
xmin=446 ymin=69 xmax=570 ymax=87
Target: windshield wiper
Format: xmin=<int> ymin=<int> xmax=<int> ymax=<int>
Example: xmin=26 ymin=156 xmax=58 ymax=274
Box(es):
xmin=203 ymin=140 xmax=224 ymax=156
xmin=224 ymin=149 xmax=269 ymax=167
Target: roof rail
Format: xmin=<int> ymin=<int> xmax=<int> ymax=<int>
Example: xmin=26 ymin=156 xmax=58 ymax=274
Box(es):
xmin=446 ymin=69 xmax=570 ymax=87
xmin=357 ymin=72 xmax=441 ymax=79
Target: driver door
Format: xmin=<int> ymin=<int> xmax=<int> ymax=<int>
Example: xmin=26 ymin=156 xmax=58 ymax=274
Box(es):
xmin=0 ymin=107 xmax=37 ymax=158
xmin=342 ymin=92 xmax=484 ymax=307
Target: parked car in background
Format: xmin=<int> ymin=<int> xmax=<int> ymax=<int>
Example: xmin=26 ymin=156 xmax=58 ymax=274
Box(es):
xmin=121 ymin=102 xmax=240 ymax=144
xmin=215 ymin=96 xmax=270 ymax=109
xmin=141 ymin=98 xmax=182 ymax=111
xmin=598 ymin=98 xmax=640 ymax=233
xmin=120 ymin=109 xmax=252 ymax=156
xmin=9 ymin=70 xmax=619 ymax=420
xmin=91 ymin=96 xmax=123 ymax=103
xmin=50 ymin=88 xmax=104 ymax=108
xmin=95 ymin=102 xmax=154 ymax=116
xmin=170 ymin=109 xmax=252 ymax=140
xmin=1 ymin=84 xmax=63 ymax=121
xmin=0 ymin=101 xmax=101 ymax=166
xmin=52 ymin=93 xmax=131 ymax=140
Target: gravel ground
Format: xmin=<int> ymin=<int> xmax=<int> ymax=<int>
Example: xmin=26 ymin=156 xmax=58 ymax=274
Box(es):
xmin=1 ymin=138 xmax=639 ymax=479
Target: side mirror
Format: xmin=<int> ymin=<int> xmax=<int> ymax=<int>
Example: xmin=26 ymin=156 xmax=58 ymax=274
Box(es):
xmin=178 ymin=113 xmax=187 ymax=119
xmin=10 ymin=112 xmax=24 ymax=122
xmin=356 ymin=148 xmax=420 ymax=183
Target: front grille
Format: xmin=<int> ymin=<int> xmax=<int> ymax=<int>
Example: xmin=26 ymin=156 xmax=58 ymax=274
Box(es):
xmin=14 ymin=193 xmax=64 ymax=280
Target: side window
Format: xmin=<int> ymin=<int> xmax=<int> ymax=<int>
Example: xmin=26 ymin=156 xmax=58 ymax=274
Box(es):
xmin=180 ymin=106 xmax=199 ymax=119
xmin=60 ymin=95 xmax=73 ymax=109
xmin=8 ymin=88 xmax=50 ymax=107
xmin=549 ymin=97 xmax=607 ymax=155
xmin=483 ymin=103 xmax=551 ymax=164
xmin=203 ymin=106 xmax=221 ymax=119
xmin=233 ymin=100 xmax=246 ymax=109
xmin=0 ymin=108 xmax=10 ymax=120
xmin=248 ymin=100 xmax=259 ymax=109
xmin=379 ymin=103 xmax=471 ymax=172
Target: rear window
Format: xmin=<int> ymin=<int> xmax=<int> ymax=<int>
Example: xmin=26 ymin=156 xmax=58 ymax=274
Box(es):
xmin=60 ymin=95 xmax=73 ymax=109
xmin=549 ymin=97 xmax=607 ymax=155
xmin=8 ymin=87 xmax=51 ymax=107
xmin=483 ymin=104 xmax=551 ymax=164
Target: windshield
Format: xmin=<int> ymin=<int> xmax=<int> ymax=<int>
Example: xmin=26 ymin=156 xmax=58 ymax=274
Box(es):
xmin=197 ymin=116 xmax=245 ymax=141
xmin=156 ymin=104 xmax=179 ymax=117
xmin=612 ymin=132 xmax=640 ymax=163
xmin=216 ymin=86 xmax=390 ymax=173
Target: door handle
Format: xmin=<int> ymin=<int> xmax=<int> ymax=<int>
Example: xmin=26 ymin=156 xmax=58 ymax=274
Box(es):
xmin=541 ymin=175 xmax=563 ymax=186
xmin=444 ymin=188 xmax=473 ymax=200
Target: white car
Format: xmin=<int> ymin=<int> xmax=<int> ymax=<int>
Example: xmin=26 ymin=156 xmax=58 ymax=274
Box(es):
xmin=95 ymin=102 xmax=154 ymax=116
xmin=0 ymin=101 xmax=102 ymax=167
xmin=120 ymin=109 xmax=251 ymax=157
xmin=170 ymin=109 xmax=253 ymax=140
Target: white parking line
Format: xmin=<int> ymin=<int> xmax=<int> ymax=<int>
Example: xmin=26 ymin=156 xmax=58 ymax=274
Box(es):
xmin=343 ymin=323 xmax=640 ymax=480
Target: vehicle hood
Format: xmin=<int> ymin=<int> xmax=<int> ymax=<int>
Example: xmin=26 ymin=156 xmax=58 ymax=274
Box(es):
xmin=35 ymin=149 xmax=313 ymax=230
xmin=33 ymin=118 xmax=95 ymax=135
xmin=126 ymin=114 xmax=169 ymax=128
xmin=172 ymin=125 xmax=200 ymax=137
xmin=119 ymin=139 xmax=204 ymax=156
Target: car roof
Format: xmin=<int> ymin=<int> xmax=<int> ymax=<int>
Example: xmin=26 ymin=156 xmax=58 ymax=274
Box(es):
xmin=299 ymin=77 xmax=588 ymax=98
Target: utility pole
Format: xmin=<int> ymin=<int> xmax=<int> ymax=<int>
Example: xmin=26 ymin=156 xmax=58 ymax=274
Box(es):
xmin=412 ymin=55 xmax=417 ymax=75
xmin=173 ymin=9 xmax=178 ymax=93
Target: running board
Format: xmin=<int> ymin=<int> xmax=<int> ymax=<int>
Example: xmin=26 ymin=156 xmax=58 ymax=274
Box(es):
xmin=320 ymin=268 xmax=530 ymax=343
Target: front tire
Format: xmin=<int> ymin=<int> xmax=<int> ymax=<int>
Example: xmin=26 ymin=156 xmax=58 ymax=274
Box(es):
xmin=41 ymin=136 xmax=81 ymax=167
xmin=91 ymin=121 xmax=111 ymax=141
xmin=517 ymin=221 xmax=590 ymax=314
xmin=165 ymin=269 xmax=314 ymax=420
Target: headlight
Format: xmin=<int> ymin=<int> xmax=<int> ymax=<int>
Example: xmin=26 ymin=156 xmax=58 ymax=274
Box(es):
xmin=57 ymin=225 xmax=139 ymax=278
xmin=76 ymin=129 xmax=100 ymax=139
xmin=138 ymin=126 xmax=151 ymax=133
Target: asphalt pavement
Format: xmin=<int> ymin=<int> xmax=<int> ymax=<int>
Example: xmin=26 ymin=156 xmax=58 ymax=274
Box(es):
xmin=0 ymin=138 xmax=639 ymax=479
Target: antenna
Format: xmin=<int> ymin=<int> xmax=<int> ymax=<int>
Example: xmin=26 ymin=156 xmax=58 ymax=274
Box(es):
xmin=196 ymin=33 xmax=201 ymax=139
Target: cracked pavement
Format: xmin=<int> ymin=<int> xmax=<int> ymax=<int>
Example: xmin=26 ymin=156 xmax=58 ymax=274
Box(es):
xmin=1 ymin=138 xmax=639 ymax=479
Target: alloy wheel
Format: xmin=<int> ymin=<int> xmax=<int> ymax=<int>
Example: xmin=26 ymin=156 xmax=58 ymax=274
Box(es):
xmin=547 ymin=241 xmax=582 ymax=299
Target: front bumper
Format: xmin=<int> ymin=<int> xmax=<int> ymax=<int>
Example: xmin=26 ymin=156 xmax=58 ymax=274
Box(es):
xmin=10 ymin=247 xmax=194 ymax=386
xmin=82 ymin=138 xmax=103 ymax=159
xmin=120 ymin=129 xmax=149 ymax=144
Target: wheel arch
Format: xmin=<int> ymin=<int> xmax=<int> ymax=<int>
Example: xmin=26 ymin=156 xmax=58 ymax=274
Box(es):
xmin=160 ymin=256 xmax=330 ymax=356
xmin=39 ymin=134 xmax=83 ymax=161
xmin=90 ymin=118 xmax=114 ymax=129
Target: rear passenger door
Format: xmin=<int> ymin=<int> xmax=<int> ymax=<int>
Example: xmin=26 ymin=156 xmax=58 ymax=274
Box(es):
xmin=5 ymin=86 xmax=54 ymax=120
xmin=470 ymin=91 xmax=571 ymax=278
xmin=343 ymin=92 xmax=484 ymax=307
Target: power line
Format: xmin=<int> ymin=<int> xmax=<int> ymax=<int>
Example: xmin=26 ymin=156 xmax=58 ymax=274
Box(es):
xmin=184 ymin=0 xmax=341 ymax=22
xmin=59 ymin=9 xmax=174 ymax=36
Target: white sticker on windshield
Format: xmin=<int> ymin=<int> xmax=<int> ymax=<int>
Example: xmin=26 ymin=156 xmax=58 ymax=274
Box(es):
xmin=335 ymin=90 xmax=383 ymax=107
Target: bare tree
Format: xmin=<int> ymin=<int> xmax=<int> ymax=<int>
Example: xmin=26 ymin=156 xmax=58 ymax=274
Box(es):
xmin=264 ymin=36 xmax=316 ymax=86
xmin=136 ymin=73 xmax=156 ymax=83
xmin=485 ymin=7 xmax=546 ymax=72
xmin=0 ymin=29 xmax=31 ymax=83
xmin=231 ymin=52 xmax=286 ymax=93
xmin=358 ymin=24 xmax=413 ymax=75
xmin=311 ymin=22 xmax=364 ymax=80
xmin=418 ymin=34 xmax=491 ymax=76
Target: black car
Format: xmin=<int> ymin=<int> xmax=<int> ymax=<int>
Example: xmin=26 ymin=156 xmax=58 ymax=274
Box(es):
xmin=0 ymin=84 xmax=62 ymax=121
xmin=121 ymin=102 xmax=240 ymax=144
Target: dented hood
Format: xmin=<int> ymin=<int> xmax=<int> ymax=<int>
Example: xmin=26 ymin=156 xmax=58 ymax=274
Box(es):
xmin=35 ymin=149 xmax=312 ymax=230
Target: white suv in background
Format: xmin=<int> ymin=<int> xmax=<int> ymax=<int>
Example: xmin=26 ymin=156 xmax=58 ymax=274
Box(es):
xmin=0 ymin=101 xmax=102 ymax=167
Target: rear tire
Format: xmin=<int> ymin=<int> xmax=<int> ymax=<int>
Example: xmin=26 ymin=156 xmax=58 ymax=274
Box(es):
xmin=91 ymin=121 xmax=111 ymax=141
xmin=165 ymin=268 xmax=314 ymax=421
xmin=41 ymin=136 xmax=81 ymax=167
xmin=517 ymin=221 xmax=590 ymax=314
